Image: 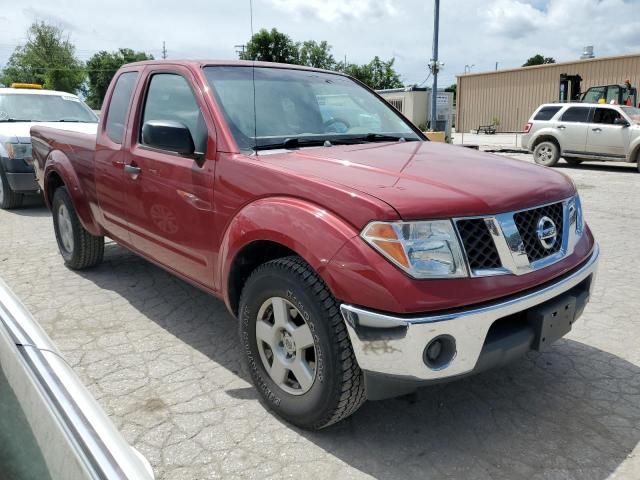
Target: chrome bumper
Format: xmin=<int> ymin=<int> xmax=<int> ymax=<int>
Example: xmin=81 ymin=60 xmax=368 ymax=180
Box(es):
xmin=340 ymin=244 xmax=599 ymax=381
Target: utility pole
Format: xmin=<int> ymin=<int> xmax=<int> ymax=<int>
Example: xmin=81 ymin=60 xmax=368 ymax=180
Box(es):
xmin=234 ymin=44 xmax=246 ymax=58
xmin=161 ymin=41 xmax=167 ymax=59
xmin=429 ymin=0 xmax=440 ymax=131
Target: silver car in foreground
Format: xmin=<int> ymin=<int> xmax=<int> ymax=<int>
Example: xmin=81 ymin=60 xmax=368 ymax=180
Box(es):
xmin=522 ymin=103 xmax=640 ymax=172
xmin=0 ymin=278 xmax=154 ymax=480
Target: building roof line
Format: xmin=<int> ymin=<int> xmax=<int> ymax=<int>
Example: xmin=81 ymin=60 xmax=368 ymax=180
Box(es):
xmin=456 ymin=51 xmax=640 ymax=78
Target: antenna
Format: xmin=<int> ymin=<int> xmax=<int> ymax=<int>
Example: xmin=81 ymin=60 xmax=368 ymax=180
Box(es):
xmin=249 ymin=0 xmax=258 ymax=155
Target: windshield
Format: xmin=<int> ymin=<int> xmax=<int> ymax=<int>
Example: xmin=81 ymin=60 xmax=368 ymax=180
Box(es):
xmin=203 ymin=66 xmax=421 ymax=150
xmin=0 ymin=93 xmax=98 ymax=123
xmin=621 ymin=106 xmax=640 ymax=124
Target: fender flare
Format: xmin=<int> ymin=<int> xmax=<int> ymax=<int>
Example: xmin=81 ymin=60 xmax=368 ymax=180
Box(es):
xmin=218 ymin=196 xmax=359 ymax=309
xmin=43 ymin=150 xmax=102 ymax=236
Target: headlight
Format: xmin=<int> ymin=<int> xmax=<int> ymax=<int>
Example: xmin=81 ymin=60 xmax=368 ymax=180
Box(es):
xmin=569 ymin=194 xmax=584 ymax=237
xmin=361 ymin=220 xmax=468 ymax=278
xmin=4 ymin=142 xmax=32 ymax=160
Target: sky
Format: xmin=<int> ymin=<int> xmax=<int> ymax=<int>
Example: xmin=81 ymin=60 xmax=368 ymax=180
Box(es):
xmin=0 ymin=0 xmax=639 ymax=88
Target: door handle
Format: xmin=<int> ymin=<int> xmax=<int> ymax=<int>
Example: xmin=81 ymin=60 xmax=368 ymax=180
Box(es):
xmin=557 ymin=125 xmax=566 ymax=130
xmin=592 ymin=127 xmax=602 ymax=132
xmin=124 ymin=164 xmax=141 ymax=177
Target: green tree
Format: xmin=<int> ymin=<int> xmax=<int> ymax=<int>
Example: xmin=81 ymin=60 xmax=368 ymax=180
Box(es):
xmin=339 ymin=56 xmax=403 ymax=90
xmin=239 ymin=28 xmax=404 ymax=90
xmin=0 ymin=22 xmax=84 ymax=93
xmin=240 ymin=28 xmax=299 ymax=63
xmin=298 ymin=40 xmax=336 ymax=70
xmin=85 ymin=48 xmax=153 ymax=109
xmin=522 ymin=54 xmax=556 ymax=67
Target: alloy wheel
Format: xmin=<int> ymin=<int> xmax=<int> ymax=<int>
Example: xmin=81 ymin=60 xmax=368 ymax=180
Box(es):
xmin=255 ymin=297 xmax=317 ymax=395
xmin=57 ymin=204 xmax=74 ymax=253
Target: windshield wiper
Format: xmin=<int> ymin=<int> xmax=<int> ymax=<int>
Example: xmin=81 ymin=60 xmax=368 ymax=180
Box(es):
xmin=255 ymin=137 xmax=332 ymax=151
xmin=348 ymin=133 xmax=415 ymax=143
xmin=0 ymin=118 xmax=34 ymax=122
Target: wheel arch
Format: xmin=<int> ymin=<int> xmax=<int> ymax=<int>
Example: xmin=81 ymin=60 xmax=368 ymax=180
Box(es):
xmin=219 ymin=196 xmax=359 ymax=316
xmin=532 ymin=134 xmax=561 ymax=152
xmin=43 ymin=150 xmax=101 ymax=236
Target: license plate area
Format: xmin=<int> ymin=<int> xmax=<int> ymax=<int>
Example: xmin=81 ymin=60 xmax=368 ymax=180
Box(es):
xmin=527 ymin=293 xmax=578 ymax=351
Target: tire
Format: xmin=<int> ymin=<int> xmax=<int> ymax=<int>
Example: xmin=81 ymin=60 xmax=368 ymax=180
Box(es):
xmin=52 ymin=187 xmax=104 ymax=269
xmin=239 ymin=256 xmax=365 ymax=430
xmin=564 ymin=157 xmax=583 ymax=166
xmin=0 ymin=166 xmax=24 ymax=209
xmin=533 ymin=141 xmax=560 ymax=167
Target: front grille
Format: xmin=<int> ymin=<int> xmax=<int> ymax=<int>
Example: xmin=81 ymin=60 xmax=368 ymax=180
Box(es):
xmin=456 ymin=219 xmax=501 ymax=270
xmin=513 ymin=202 xmax=564 ymax=261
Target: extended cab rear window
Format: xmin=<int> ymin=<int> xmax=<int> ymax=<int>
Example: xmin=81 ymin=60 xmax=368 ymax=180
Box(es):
xmin=106 ymin=72 xmax=138 ymax=144
xmin=534 ymin=106 xmax=561 ymax=121
xmin=560 ymin=107 xmax=591 ymax=123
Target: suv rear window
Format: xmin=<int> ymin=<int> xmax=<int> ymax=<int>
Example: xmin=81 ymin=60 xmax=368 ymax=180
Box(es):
xmin=560 ymin=107 xmax=591 ymax=123
xmin=534 ymin=106 xmax=561 ymax=121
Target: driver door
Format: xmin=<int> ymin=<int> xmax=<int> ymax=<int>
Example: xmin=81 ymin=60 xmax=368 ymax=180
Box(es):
xmin=122 ymin=67 xmax=218 ymax=288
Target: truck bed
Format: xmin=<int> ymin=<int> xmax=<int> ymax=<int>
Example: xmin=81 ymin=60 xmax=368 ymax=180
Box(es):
xmin=30 ymin=123 xmax=98 ymax=195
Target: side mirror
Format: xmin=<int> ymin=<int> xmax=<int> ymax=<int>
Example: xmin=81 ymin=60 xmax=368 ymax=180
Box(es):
xmin=142 ymin=120 xmax=195 ymax=155
xmin=614 ymin=117 xmax=630 ymax=127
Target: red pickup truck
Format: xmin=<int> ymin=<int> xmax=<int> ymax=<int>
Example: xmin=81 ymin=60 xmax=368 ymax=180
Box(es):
xmin=31 ymin=60 xmax=599 ymax=430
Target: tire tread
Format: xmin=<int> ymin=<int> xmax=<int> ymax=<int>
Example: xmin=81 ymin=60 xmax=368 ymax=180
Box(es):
xmin=241 ymin=255 xmax=366 ymax=429
xmin=53 ymin=187 xmax=104 ymax=269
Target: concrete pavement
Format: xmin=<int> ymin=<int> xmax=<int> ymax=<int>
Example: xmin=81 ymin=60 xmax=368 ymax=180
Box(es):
xmin=0 ymin=155 xmax=639 ymax=479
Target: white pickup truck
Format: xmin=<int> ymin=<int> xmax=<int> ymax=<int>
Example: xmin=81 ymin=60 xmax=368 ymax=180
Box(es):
xmin=0 ymin=84 xmax=98 ymax=209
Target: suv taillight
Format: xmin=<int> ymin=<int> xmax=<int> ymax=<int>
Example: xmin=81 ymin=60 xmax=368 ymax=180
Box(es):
xmin=523 ymin=123 xmax=532 ymax=133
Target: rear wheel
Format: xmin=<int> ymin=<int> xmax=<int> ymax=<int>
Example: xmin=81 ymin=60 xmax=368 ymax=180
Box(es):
xmin=239 ymin=256 xmax=365 ymax=430
xmin=564 ymin=157 xmax=583 ymax=166
xmin=0 ymin=166 xmax=24 ymax=209
xmin=52 ymin=187 xmax=104 ymax=269
xmin=533 ymin=141 xmax=560 ymax=167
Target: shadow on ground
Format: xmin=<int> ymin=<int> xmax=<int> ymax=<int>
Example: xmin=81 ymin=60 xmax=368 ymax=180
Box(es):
xmin=556 ymin=161 xmax=638 ymax=174
xmin=80 ymin=243 xmax=640 ymax=480
xmin=4 ymin=198 xmax=49 ymax=217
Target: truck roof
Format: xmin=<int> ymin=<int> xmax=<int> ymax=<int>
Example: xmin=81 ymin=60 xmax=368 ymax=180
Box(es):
xmin=121 ymin=59 xmax=342 ymax=75
xmin=0 ymin=87 xmax=80 ymax=97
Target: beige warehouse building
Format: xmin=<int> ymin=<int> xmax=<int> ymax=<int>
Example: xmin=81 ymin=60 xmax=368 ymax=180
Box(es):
xmin=456 ymin=52 xmax=640 ymax=133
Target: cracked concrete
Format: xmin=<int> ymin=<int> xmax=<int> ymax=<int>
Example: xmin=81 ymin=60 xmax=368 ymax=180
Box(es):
xmin=0 ymin=154 xmax=638 ymax=479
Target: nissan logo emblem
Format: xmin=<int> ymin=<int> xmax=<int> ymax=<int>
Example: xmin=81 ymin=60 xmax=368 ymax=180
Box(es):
xmin=536 ymin=216 xmax=557 ymax=250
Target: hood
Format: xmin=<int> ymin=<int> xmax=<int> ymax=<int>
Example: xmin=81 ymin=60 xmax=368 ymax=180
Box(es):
xmin=258 ymin=141 xmax=576 ymax=219
xmin=0 ymin=121 xmax=97 ymax=144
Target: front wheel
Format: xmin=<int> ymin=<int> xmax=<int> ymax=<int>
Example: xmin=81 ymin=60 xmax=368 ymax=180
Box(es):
xmin=533 ymin=141 xmax=560 ymax=167
xmin=239 ymin=256 xmax=365 ymax=430
xmin=52 ymin=187 xmax=104 ymax=269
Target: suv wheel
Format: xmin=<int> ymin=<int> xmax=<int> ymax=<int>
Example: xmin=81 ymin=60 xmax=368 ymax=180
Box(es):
xmin=533 ymin=141 xmax=560 ymax=167
xmin=239 ymin=256 xmax=365 ymax=430
xmin=0 ymin=166 xmax=24 ymax=209
xmin=52 ymin=187 xmax=104 ymax=269
xmin=564 ymin=157 xmax=583 ymax=166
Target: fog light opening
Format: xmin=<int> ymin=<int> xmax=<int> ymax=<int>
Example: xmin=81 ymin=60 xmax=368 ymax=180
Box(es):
xmin=423 ymin=335 xmax=456 ymax=370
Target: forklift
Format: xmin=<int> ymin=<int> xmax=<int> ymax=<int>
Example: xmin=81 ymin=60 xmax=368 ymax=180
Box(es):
xmin=559 ymin=73 xmax=638 ymax=106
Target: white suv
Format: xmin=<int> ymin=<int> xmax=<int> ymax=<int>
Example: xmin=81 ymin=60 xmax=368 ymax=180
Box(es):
xmin=522 ymin=103 xmax=640 ymax=172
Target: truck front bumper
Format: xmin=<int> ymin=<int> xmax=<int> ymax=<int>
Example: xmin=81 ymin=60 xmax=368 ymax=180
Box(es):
xmin=340 ymin=244 xmax=599 ymax=399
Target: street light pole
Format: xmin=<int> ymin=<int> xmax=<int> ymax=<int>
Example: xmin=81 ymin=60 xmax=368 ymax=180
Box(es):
xmin=429 ymin=0 xmax=440 ymax=131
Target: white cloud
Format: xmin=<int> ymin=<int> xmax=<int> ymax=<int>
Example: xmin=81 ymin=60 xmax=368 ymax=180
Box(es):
xmin=482 ymin=0 xmax=545 ymax=38
xmin=267 ymin=0 xmax=398 ymax=22
xmin=0 ymin=0 xmax=638 ymax=89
